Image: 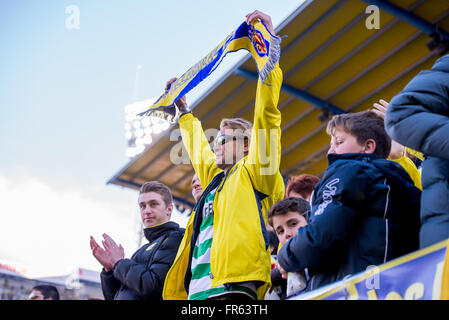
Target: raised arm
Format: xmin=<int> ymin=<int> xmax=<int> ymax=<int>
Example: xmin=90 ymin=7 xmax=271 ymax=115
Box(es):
xmin=244 ymin=11 xmax=284 ymax=197
xmin=167 ymin=78 xmax=222 ymax=188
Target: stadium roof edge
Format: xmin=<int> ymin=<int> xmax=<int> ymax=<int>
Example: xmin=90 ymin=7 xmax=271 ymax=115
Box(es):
xmin=107 ymin=0 xmax=449 ymax=204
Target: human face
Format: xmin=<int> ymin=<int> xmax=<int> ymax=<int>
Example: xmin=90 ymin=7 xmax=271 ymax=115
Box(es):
xmin=28 ymin=289 xmax=45 ymax=300
xmin=328 ymin=128 xmax=366 ymax=155
xmin=138 ymin=192 xmax=173 ymax=228
xmin=272 ymin=211 xmax=308 ymax=245
xmin=191 ymin=174 xmax=203 ymax=202
xmin=213 ymin=126 xmax=246 ymax=170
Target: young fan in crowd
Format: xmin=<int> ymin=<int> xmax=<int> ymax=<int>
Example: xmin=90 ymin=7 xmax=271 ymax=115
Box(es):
xmin=266 ymin=197 xmax=310 ymax=299
xmin=163 ymin=10 xmax=284 ymax=301
xmin=191 ymin=173 xmax=204 ymax=203
xmin=277 ymin=111 xmax=421 ymax=292
xmin=90 ymin=181 xmax=184 ymax=300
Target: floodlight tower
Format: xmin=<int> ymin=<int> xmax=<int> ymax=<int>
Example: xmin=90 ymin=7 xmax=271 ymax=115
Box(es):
xmin=123 ymin=65 xmax=170 ymax=159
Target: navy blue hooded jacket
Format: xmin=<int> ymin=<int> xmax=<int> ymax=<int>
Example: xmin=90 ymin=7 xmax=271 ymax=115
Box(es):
xmin=100 ymin=221 xmax=184 ymax=300
xmin=385 ymin=54 xmax=449 ymax=248
xmin=277 ymin=153 xmax=421 ymax=292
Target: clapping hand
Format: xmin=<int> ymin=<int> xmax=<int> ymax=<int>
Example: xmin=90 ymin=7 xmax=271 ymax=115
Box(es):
xmin=90 ymin=234 xmax=125 ymax=272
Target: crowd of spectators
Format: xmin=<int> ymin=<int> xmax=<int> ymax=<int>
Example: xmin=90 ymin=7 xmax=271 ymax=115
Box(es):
xmin=10 ymin=10 xmax=448 ymax=301
xmin=87 ymin=11 xmax=447 ymax=300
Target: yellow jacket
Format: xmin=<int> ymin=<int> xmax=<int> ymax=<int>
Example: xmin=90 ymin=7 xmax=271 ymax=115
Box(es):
xmin=163 ymin=64 xmax=284 ymax=300
xmin=391 ymin=147 xmax=423 ymax=190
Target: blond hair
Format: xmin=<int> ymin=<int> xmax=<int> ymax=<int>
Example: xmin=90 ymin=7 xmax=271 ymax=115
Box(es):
xmin=219 ymin=118 xmax=252 ymax=151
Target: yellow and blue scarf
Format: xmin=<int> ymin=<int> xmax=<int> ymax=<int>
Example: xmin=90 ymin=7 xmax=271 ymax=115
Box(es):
xmin=138 ymin=20 xmax=281 ymax=122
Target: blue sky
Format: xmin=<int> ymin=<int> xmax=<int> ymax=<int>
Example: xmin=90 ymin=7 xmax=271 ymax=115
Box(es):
xmin=0 ymin=1 xmax=303 ymax=277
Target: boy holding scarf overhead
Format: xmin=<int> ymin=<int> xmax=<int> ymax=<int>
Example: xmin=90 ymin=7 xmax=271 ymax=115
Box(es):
xmin=163 ymin=11 xmax=284 ymax=300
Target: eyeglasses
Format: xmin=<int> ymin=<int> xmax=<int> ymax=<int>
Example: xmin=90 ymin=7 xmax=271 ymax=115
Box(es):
xmin=214 ymin=135 xmax=239 ymax=146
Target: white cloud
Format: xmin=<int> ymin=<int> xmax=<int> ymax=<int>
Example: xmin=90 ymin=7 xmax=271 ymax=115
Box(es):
xmin=0 ymin=170 xmax=142 ymax=278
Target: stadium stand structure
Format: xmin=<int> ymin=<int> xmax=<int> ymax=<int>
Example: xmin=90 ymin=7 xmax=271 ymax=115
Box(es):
xmin=108 ymin=0 xmax=449 ymax=209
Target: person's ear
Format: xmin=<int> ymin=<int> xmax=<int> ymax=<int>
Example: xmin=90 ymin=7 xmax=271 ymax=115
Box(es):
xmin=363 ymin=139 xmax=377 ymax=154
xmin=166 ymin=204 xmax=173 ymax=217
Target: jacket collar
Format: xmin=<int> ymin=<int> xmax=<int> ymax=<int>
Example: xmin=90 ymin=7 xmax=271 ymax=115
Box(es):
xmin=143 ymin=221 xmax=179 ymax=243
xmin=327 ymin=152 xmax=383 ymax=166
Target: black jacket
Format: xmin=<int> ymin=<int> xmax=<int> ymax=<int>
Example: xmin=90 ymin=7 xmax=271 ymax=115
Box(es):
xmin=100 ymin=221 xmax=184 ymax=300
xmin=385 ymin=54 xmax=449 ymax=248
xmin=277 ymin=153 xmax=421 ymax=292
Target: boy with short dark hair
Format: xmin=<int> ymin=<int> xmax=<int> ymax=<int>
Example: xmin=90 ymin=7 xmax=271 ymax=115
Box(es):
xmin=267 ymin=197 xmax=310 ymax=299
xmin=268 ymin=197 xmax=309 ymax=246
xmin=277 ymin=111 xmax=421 ymax=292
